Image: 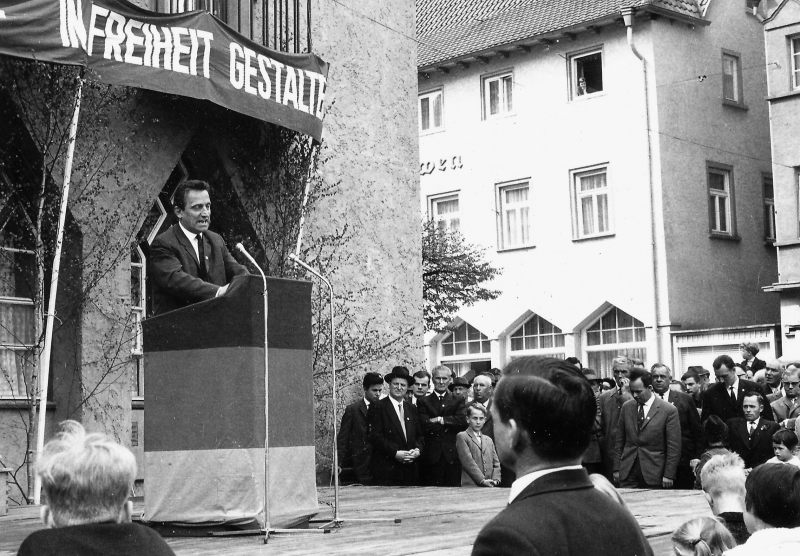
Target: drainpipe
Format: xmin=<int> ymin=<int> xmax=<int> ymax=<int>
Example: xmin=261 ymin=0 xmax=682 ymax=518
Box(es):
xmin=621 ymin=8 xmax=663 ymax=363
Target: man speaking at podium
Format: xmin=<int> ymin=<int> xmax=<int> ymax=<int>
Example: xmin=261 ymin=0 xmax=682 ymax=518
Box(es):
xmin=150 ymin=180 xmax=248 ymax=315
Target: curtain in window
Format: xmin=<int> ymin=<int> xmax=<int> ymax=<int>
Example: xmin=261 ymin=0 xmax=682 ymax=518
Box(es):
xmin=420 ymin=97 xmax=430 ymax=130
xmin=432 ymin=94 xmax=442 ymax=128
xmin=0 ymin=348 xmax=32 ymax=397
xmin=0 ymin=303 xmax=35 ymax=345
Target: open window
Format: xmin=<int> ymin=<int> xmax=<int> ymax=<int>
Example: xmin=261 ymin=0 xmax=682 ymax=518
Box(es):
xmin=570 ymin=48 xmax=603 ymax=99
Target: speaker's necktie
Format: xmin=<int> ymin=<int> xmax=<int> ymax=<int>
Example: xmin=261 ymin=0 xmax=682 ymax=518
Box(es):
xmin=197 ymin=234 xmax=207 ymax=280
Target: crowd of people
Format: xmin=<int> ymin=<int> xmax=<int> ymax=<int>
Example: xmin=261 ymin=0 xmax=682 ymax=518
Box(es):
xmin=17 ymin=344 xmax=800 ymax=555
xmin=337 ymin=343 xmax=800 ymax=554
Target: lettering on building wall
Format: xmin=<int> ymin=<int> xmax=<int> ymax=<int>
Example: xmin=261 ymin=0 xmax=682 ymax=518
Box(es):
xmin=420 ymin=155 xmax=463 ymax=175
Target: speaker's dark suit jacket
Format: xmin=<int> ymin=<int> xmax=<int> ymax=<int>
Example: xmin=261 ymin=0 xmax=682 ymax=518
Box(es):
xmin=337 ymin=399 xmax=372 ymax=484
xmin=726 ymin=418 xmax=780 ymax=469
xmin=150 ymin=224 xmax=248 ymax=315
xmin=471 ymin=468 xmax=654 ymax=556
xmin=701 ymin=379 xmax=775 ymax=424
xmin=368 ymin=396 xmax=424 ymax=486
xmin=615 ymin=396 xmax=682 ymax=484
xmin=417 ymin=391 xmax=467 ymax=465
xmin=663 ymin=390 xmax=702 ymax=464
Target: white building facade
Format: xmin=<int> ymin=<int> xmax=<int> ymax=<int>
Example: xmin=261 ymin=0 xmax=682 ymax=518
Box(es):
xmin=419 ymin=0 xmax=779 ymax=378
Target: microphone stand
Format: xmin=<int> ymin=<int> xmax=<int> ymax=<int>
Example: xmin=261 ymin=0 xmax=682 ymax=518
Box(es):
xmin=289 ymin=252 xmax=401 ymax=530
xmin=235 ymin=245 xmax=329 ymax=543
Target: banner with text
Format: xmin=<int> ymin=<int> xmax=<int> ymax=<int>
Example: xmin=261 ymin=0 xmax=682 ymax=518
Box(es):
xmin=0 ymin=0 xmax=329 ymax=140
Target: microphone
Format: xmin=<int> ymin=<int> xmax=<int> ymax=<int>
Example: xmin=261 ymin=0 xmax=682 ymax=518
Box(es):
xmin=236 ymin=243 xmax=266 ymax=282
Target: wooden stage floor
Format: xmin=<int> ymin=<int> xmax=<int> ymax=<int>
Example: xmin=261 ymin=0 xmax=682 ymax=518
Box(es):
xmin=0 ymin=485 xmax=713 ymax=555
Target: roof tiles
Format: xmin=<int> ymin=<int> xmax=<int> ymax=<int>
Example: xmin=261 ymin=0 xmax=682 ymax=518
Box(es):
xmin=417 ymin=0 xmax=706 ymax=68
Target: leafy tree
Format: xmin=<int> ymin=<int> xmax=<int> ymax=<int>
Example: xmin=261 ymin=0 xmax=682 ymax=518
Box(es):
xmin=422 ymin=219 xmax=502 ymax=332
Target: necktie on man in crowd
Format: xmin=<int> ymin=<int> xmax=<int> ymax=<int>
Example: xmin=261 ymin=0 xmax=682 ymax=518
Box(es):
xmin=197 ymin=233 xmax=207 ymax=280
xmin=729 ymin=386 xmax=736 ymax=403
xmin=398 ymin=402 xmax=407 ymax=440
xmin=637 ymin=405 xmax=645 ymax=430
xmin=748 ymin=422 xmax=755 ymax=436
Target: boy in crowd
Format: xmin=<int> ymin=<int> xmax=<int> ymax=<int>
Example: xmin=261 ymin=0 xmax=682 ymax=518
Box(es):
xmin=17 ymin=420 xmax=175 ymax=556
xmin=455 ymin=403 xmax=500 ymax=487
xmin=765 ymin=428 xmax=800 ymax=467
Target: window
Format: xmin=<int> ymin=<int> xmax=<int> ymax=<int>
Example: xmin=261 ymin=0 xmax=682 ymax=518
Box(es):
xmin=572 ymin=166 xmax=612 ymax=239
xmin=497 ymin=182 xmax=531 ymax=249
xmin=722 ymin=51 xmax=743 ymax=106
xmin=708 ymin=164 xmax=735 ymax=237
xmin=763 ymin=175 xmax=775 ymax=242
xmin=509 ymin=314 xmax=565 ymax=357
xmin=570 ymin=49 xmax=603 ymax=99
xmin=482 ymin=71 xmax=513 ymax=119
xmin=130 ymin=245 xmax=145 ymax=397
xmin=793 ymin=38 xmax=800 ymax=90
xmin=584 ymin=307 xmax=646 ymax=377
xmin=441 ymin=322 xmax=490 ymax=356
xmin=430 ymin=193 xmax=460 ymax=232
xmin=419 ymin=88 xmax=443 ymax=133
xmin=0 ymin=193 xmax=36 ymax=399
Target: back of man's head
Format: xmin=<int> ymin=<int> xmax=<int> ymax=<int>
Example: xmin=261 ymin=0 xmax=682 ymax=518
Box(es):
xmin=37 ymin=420 xmax=136 ymax=527
xmin=745 ymin=463 xmax=800 ymax=529
xmin=496 ymin=357 xmax=595 ymax=461
xmin=700 ymin=453 xmax=746 ymax=511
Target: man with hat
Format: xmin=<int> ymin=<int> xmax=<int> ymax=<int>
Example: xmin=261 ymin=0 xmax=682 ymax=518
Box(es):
xmin=581 ymin=368 xmax=604 ymax=476
xmin=418 ymin=365 xmax=468 ymax=486
xmin=367 ymin=366 xmax=424 ymax=486
xmin=338 ymin=372 xmax=383 ymax=485
xmin=450 ymin=376 xmax=470 ymax=401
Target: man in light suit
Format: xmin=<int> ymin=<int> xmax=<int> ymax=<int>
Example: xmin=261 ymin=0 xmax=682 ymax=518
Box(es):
xmin=701 ymin=355 xmax=775 ymax=424
xmin=651 ymin=363 xmax=702 ymax=489
xmin=614 ymin=368 xmax=681 ymax=489
xmin=771 ymin=366 xmax=800 ymax=429
xmin=337 ymin=372 xmax=383 ymax=485
xmin=599 ymin=355 xmax=634 ymax=478
xmin=418 ymin=365 xmax=468 ymax=486
xmin=471 ymin=357 xmax=653 ymax=556
xmin=368 ymin=366 xmax=424 ymax=486
xmin=150 ymin=180 xmax=248 ymax=315
xmin=727 ymin=391 xmax=781 ymax=470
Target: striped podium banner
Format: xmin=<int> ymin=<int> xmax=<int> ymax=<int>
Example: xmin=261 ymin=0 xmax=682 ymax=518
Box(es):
xmin=143 ymin=275 xmax=317 ymax=527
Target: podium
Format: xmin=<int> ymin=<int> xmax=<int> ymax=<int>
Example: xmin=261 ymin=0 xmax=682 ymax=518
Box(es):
xmin=142 ymin=275 xmax=318 ymax=528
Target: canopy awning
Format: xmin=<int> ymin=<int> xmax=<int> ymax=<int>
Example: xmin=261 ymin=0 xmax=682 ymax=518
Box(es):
xmin=0 ymin=0 xmax=329 ymax=140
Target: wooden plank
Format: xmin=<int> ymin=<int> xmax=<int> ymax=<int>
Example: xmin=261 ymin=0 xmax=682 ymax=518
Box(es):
xmin=0 ymin=486 xmax=714 ymax=556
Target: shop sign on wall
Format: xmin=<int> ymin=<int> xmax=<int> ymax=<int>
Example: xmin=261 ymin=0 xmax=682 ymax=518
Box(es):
xmin=420 ymin=155 xmax=463 ymax=175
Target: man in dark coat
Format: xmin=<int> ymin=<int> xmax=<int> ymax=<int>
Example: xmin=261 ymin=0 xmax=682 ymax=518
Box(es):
xmin=471 ymin=357 xmax=653 ymax=556
xmin=368 ymin=366 xmax=424 ymax=486
xmin=418 ymin=365 xmax=468 ymax=486
xmin=337 ymin=372 xmax=383 ymax=485
xmin=599 ymin=355 xmax=634 ymax=478
xmin=149 ymin=180 xmax=248 ymax=315
xmin=726 ymin=391 xmax=781 ymax=470
xmin=651 ymin=363 xmax=702 ymax=488
xmin=701 ymin=355 xmax=775 ymax=424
